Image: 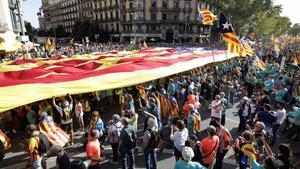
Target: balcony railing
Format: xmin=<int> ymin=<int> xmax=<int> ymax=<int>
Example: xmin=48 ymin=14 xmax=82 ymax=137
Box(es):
xmin=149 ymin=7 xmax=158 ymax=12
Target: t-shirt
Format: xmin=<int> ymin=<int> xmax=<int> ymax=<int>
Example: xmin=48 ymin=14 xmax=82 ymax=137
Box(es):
xmin=174 ymin=160 xmax=207 ymax=169
xmin=75 ymin=103 xmax=83 ymax=118
xmin=275 ymin=109 xmax=286 ymax=124
xmin=119 ymin=125 xmax=135 ymax=153
xmin=170 ymin=128 xmax=188 ymax=152
xmin=86 ymin=139 xmax=101 ymax=166
xmin=211 ymin=100 xmax=222 ymax=119
xmin=275 ymin=88 xmax=287 ymax=102
xmin=201 ymin=136 xmax=219 ymax=165
xmin=168 ymin=83 xmax=176 ymax=96
xmin=26 ymin=110 xmax=36 ymax=124
xmin=27 ymin=132 xmax=41 ymax=161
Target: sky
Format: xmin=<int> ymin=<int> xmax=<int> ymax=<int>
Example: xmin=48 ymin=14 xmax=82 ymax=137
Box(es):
xmin=22 ymin=0 xmax=299 ymax=29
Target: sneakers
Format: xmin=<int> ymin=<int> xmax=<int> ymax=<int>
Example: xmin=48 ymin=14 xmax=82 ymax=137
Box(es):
xmin=108 ymin=160 xmax=118 ymax=164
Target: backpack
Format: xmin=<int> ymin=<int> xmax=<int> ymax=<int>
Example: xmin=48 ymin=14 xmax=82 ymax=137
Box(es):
xmin=34 ymin=133 xmax=50 ymax=154
xmin=62 ymin=108 xmax=72 ymax=122
xmin=125 ymin=128 xmax=137 ymax=150
xmin=147 ymin=129 xmax=160 ymax=149
xmin=111 ymin=124 xmax=122 ymax=143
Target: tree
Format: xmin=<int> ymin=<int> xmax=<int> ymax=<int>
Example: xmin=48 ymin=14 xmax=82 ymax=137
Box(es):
xmin=289 ymin=24 xmax=300 ymax=36
xmin=206 ymin=0 xmax=292 ymax=39
xmin=25 ymin=21 xmax=37 ymax=41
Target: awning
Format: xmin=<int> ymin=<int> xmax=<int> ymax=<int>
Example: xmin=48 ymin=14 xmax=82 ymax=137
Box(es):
xmin=0 ymin=47 xmax=236 ymax=113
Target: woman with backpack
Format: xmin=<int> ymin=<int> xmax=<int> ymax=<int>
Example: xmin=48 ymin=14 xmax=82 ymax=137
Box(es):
xmin=105 ymin=114 xmax=123 ymax=164
xmin=142 ymin=118 xmax=159 ymax=169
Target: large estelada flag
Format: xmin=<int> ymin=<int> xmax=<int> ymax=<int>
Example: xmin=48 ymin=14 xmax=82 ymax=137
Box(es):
xmin=0 ymin=48 xmax=235 ymax=113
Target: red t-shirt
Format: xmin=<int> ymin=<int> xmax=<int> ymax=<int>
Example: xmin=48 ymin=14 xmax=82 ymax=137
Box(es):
xmin=86 ymin=139 xmax=101 ymax=166
xmin=201 ymin=135 xmax=219 ymax=165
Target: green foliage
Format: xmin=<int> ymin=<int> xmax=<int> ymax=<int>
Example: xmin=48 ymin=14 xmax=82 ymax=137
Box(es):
xmin=289 ymin=24 xmax=300 ymax=36
xmin=206 ymin=0 xmax=292 ymax=39
xmin=25 ymin=21 xmax=37 ymax=41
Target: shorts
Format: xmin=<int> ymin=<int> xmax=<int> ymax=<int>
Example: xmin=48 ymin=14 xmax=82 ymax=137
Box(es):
xmin=61 ymin=122 xmax=73 ymax=132
xmin=31 ymin=158 xmax=42 ymax=169
xmin=174 ymin=147 xmax=182 ymax=159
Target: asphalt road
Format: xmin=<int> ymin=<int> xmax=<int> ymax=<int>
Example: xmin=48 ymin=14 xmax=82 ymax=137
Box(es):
xmin=1 ymin=102 xmax=298 ymax=169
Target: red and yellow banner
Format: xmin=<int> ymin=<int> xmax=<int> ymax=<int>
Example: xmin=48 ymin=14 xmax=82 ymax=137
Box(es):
xmin=0 ymin=48 xmax=235 ymax=113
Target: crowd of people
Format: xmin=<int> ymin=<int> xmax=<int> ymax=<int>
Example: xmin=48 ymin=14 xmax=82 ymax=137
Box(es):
xmin=0 ymin=43 xmax=300 ymax=169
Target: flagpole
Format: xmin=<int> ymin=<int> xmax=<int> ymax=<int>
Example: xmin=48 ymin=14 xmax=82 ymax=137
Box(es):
xmin=209 ymin=25 xmax=215 ymax=63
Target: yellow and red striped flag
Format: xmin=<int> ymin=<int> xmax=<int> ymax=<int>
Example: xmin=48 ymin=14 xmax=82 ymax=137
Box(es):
xmin=198 ymin=7 xmax=217 ymax=25
xmin=0 ymin=48 xmax=236 ymax=113
xmin=219 ymin=12 xmax=242 ymax=50
xmin=272 ymin=35 xmax=281 ymax=54
xmin=0 ymin=130 xmax=11 ymax=150
xmin=254 ymin=56 xmax=266 ymax=70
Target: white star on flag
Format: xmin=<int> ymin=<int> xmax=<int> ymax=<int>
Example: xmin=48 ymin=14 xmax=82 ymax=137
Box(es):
xmin=222 ymin=22 xmax=231 ymax=30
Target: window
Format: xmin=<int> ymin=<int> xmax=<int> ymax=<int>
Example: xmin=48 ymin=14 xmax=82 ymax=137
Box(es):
xmin=110 ymin=11 xmax=113 ymax=18
xmin=174 ymin=13 xmax=178 ymax=20
xmin=116 ymin=23 xmax=119 ymax=32
xmin=123 ymin=25 xmax=126 ymax=31
xmin=122 ymin=4 xmax=125 ymax=10
xmin=162 ymin=13 xmax=167 ymax=20
xmin=185 ymin=1 xmax=191 ymax=10
xmin=130 ymin=14 xmax=133 ymax=21
xmin=151 ymin=24 xmax=156 ymax=31
xmin=100 ymin=13 xmax=103 ymax=20
xmin=123 ymin=14 xmax=126 ymax=21
xmin=129 ymin=2 xmax=133 ymax=8
xmin=162 ymin=0 xmax=167 ymax=8
xmin=105 ymin=12 xmax=108 ymax=19
xmin=151 ymin=0 xmax=156 ymax=8
xmin=174 ymin=1 xmax=179 ymax=8
xmin=116 ymin=11 xmax=119 ymax=19
xmin=151 ymin=13 xmax=156 ymax=21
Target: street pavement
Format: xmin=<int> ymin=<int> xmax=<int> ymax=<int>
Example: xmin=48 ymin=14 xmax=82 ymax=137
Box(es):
xmin=1 ymin=102 xmax=298 ymax=169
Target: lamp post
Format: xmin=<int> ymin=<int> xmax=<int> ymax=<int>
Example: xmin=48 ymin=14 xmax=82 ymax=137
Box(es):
xmin=130 ymin=12 xmax=136 ymax=44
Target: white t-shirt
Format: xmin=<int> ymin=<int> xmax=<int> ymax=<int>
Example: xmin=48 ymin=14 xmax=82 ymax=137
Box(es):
xmin=275 ymin=108 xmax=286 ymax=124
xmin=170 ymin=128 xmax=188 ymax=152
xmin=75 ymin=103 xmax=83 ymax=118
xmin=211 ymin=100 xmax=222 ymax=119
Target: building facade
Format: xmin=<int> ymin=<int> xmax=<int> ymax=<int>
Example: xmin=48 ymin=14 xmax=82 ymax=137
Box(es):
xmin=39 ymin=0 xmax=211 ymax=42
xmin=0 ymin=0 xmax=25 ymax=53
xmin=40 ymin=0 xmax=79 ymax=33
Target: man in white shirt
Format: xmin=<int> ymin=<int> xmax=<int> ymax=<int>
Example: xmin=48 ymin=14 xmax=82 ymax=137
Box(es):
xmin=271 ymin=102 xmax=286 ymax=146
xmin=53 ymin=94 xmax=74 ymax=145
xmin=75 ymin=98 xmax=84 ymax=132
xmin=210 ymin=95 xmax=224 ymax=123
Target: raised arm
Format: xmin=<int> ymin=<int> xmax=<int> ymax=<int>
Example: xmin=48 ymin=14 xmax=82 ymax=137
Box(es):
xmin=52 ymin=96 xmax=58 ymax=108
xmin=67 ymin=93 xmax=73 ymax=105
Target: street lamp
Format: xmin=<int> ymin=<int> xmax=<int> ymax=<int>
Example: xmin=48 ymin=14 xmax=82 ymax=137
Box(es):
xmin=130 ymin=12 xmax=136 ymax=44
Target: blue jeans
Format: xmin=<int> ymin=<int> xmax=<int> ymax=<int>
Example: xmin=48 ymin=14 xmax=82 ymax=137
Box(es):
xmin=121 ymin=149 xmax=135 ymax=169
xmin=144 ymin=149 xmax=157 ymax=169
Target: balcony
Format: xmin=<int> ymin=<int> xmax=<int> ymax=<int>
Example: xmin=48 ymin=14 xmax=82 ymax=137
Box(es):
xmin=183 ymin=8 xmax=193 ymax=13
xmin=149 ymin=7 xmax=158 ymax=12
xmin=172 ymin=7 xmax=181 ymax=12
xmin=160 ymin=7 xmax=169 ymax=12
